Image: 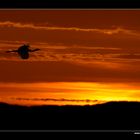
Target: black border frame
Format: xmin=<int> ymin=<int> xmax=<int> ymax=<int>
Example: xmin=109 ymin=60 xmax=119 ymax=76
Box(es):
xmin=0 ymin=0 xmax=140 ymax=8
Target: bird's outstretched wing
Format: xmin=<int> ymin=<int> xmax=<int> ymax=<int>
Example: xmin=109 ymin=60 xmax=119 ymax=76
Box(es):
xmin=6 ymin=50 xmax=18 ymax=53
xmin=29 ymin=48 xmax=40 ymax=52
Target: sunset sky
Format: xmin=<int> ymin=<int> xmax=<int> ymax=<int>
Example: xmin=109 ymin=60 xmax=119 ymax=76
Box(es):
xmin=0 ymin=10 xmax=140 ymax=106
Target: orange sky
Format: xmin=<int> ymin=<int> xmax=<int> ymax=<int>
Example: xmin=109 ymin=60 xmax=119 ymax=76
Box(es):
xmin=0 ymin=10 xmax=140 ymax=106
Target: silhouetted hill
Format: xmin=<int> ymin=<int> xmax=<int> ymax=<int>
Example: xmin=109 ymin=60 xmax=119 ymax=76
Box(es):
xmin=0 ymin=101 xmax=140 ymax=130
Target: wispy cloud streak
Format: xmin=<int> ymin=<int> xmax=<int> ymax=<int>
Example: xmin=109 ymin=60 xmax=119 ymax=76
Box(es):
xmin=0 ymin=21 xmax=139 ymax=36
xmin=12 ymin=97 xmax=100 ymax=103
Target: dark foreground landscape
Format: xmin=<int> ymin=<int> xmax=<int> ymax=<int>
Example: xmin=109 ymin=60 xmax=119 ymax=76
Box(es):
xmin=0 ymin=101 xmax=140 ymax=130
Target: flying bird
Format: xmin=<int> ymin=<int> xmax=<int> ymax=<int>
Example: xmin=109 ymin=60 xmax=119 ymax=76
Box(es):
xmin=6 ymin=44 xmax=40 ymax=59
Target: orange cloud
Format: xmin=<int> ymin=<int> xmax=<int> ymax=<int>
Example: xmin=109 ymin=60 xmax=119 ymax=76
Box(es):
xmin=0 ymin=21 xmax=139 ymax=36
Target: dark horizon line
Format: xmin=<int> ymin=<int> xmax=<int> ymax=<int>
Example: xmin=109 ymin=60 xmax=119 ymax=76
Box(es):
xmin=0 ymin=100 xmax=140 ymax=107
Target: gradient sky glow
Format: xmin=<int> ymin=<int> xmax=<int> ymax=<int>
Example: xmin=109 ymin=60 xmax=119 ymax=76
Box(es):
xmin=0 ymin=10 xmax=140 ymax=106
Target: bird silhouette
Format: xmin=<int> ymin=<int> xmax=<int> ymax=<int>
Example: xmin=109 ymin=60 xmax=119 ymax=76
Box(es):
xmin=6 ymin=44 xmax=40 ymax=59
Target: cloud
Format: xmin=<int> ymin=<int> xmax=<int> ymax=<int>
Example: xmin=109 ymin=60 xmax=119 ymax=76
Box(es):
xmin=13 ymin=97 xmax=100 ymax=103
xmin=0 ymin=21 xmax=139 ymax=36
xmin=0 ymin=39 xmax=137 ymax=63
xmin=113 ymin=54 xmax=140 ymax=60
xmin=0 ymin=40 xmax=122 ymax=62
xmin=0 ymin=21 xmax=140 ymax=51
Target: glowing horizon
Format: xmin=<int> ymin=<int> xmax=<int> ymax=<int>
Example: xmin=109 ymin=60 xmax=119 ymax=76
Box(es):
xmin=0 ymin=82 xmax=140 ymax=106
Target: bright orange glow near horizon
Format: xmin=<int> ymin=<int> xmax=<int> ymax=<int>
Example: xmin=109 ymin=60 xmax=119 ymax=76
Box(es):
xmin=0 ymin=10 xmax=140 ymax=106
xmin=0 ymin=82 xmax=140 ymax=106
